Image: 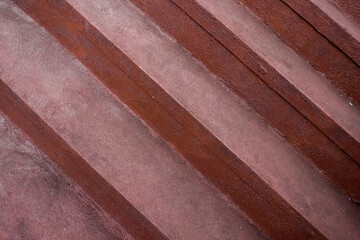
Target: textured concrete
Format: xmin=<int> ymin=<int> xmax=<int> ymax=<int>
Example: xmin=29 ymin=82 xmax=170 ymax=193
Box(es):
xmin=233 ymin=0 xmax=360 ymax=105
xmin=58 ymin=0 xmax=360 ymax=239
xmin=0 ymin=1 xmax=266 ymax=239
xmin=193 ymin=0 xmax=360 ymax=164
xmin=331 ymin=0 xmax=360 ymax=24
xmin=285 ymin=0 xmax=360 ymax=66
xmin=311 ymin=0 xmax=360 ymax=45
xmin=11 ymin=0 xmax=327 ymax=238
xmin=0 ymin=113 xmax=132 ymax=240
xmin=129 ymin=0 xmax=360 ymax=203
xmin=1 ymin=0 xmax=360 ymax=239
xmin=0 ymin=75 xmax=167 ymax=239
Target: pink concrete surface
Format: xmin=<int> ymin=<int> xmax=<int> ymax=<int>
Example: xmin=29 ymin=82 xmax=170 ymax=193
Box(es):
xmin=63 ymin=0 xmax=360 ymax=239
xmin=0 ymin=1 xmax=266 ymax=239
xmin=0 ymin=113 xmax=132 ymax=240
xmin=196 ymin=0 xmax=360 ymax=148
xmin=283 ymin=0 xmax=360 ymax=67
xmin=330 ymin=0 xmax=360 ymax=24
xmin=311 ymin=0 xmax=360 ymax=42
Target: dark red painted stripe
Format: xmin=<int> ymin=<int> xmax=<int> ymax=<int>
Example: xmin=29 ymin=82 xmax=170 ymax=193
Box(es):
xmin=0 ymin=79 xmax=168 ymax=240
xmin=169 ymin=0 xmax=360 ymax=166
xmin=235 ymin=0 xmax=360 ymax=103
xmin=282 ymin=0 xmax=360 ymax=66
xmin=11 ymin=0 xmax=328 ymax=239
xmin=127 ymin=0 xmax=360 ymax=201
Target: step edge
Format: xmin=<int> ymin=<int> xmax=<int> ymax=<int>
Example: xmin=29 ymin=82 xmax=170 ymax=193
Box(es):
xmin=236 ymin=0 xmax=360 ymax=105
xmin=126 ymin=0 xmax=360 ymax=204
xmin=284 ymin=0 xmax=360 ymax=65
xmin=10 ymin=0 xmax=333 ymax=238
xmin=0 ymin=78 xmax=169 ymax=240
xmin=170 ymin=0 xmax=360 ymax=164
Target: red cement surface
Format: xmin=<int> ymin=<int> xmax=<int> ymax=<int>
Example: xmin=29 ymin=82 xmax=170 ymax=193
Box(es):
xmin=0 ymin=1 xmax=266 ymax=239
xmin=0 ymin=113 xmax=133 ymax=240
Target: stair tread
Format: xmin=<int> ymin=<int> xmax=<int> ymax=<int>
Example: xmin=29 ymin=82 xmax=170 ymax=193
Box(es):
xmin=0 ymin=1 xmax=265 ymax=239
xmin=63 ymin=0 xmax=360 ymax=239
xmin=330 ymin=0 xmax=360 ymax=24
xmin=0 ymin=113 xmax=133 ymax=240
xmin=196 ymin=0 xmax=360 ymax=153
xmin=311 ymin=0 xmax=360 ymax=41
xmin=129 ymin=0 xmax=360 ymax=203
xmin=284 ymin=0 xmax=360 ymax=67
xmin=232 ymin=0 xmax=360 ymax=108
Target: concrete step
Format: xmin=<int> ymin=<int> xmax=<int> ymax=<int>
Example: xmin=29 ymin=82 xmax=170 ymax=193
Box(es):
xmin=330 ymin=0 xmax=360 ymax=24
xmin=168 ymin=0 xmax=360 ymax=167
xmin=233 ymin=0 xmax=360 ymax=105
xmin=0 ymin=1 xmax=266 ymax=239
xmin=283 ymin=0 xmax=360 ymax=66
xmin=0 ymin=80 xmax=165 ymax=240
xmin=0 ymin=113 xmax=133 ymax=240
xmin=9 ymin=0 xmax=360 ymax=239
xmin=128 ymin=0 xmax=360 ymax=202
xmin=3 ymin=0 xmax=313 ymax=239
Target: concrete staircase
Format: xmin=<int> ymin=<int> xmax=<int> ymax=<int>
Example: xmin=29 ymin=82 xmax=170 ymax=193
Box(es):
xmin=0 ymin=0 xmax=359 ymax=239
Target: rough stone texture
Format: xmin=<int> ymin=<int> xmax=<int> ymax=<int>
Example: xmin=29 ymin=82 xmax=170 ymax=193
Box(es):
xmin=0 ymin=1 xmax=266 ymax=239
xmin=129 ymin=0 xmax=360 ymax=203
xmin=9 ymin=0 xmax=325 ymax=239
xmin=0 ymin=113 xmax=133 ymax=240
xmin=63 ymin=0 xmax=360 ymax=239
xmin=234 ymin=0 xmax=360 ymax=104
xmin=1 ymin=0 xmax=359 ymax=239
xmin=184 ymin=0 xmax=360 ymax=165
xmin=284 ymin=0 xmax=360 ymax=66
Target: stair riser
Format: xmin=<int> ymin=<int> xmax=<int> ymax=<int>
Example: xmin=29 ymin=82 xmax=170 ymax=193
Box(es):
xmin=0 ymin=113 xmax=135 ymax=240
xmin=10 ymin=0 xmax=327 ymax=239
xmin=171 ymin=0 xmax=360 ymax=169
xmin=1 ymin=1 xmax=268 ymax=239
xmin=235 ymin=0 xmax=360 ymax=104
xmin=331 ymin=0 xmax=360 ymax=24
xmin=0 ymin=79 xmax=168 ymax=240
xmin=128 ymin=0 xmax=360 ymax=201
xmin=283 ymin=0 xmax=360 ymax=66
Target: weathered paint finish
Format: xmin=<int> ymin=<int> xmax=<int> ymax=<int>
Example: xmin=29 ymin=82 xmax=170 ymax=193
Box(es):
xmin=0 ymin=1 xmax=266 ymax=239
xmin=1 ymin=0 xmax=360 ymax=239
xmin=128 ymin=0 xmax=360 ymax=201
xmin=235 ymin=0 xmax=360 ymax=104
xmin=9 ymin=0 xmax=321 ymax=239
xmin=10 ymin=0 xmax=360 ymax=239
xmin=184 ymin=0 xmax=360 ymax=170
xmin=282 ymin=0 xmax=360 ymax=66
